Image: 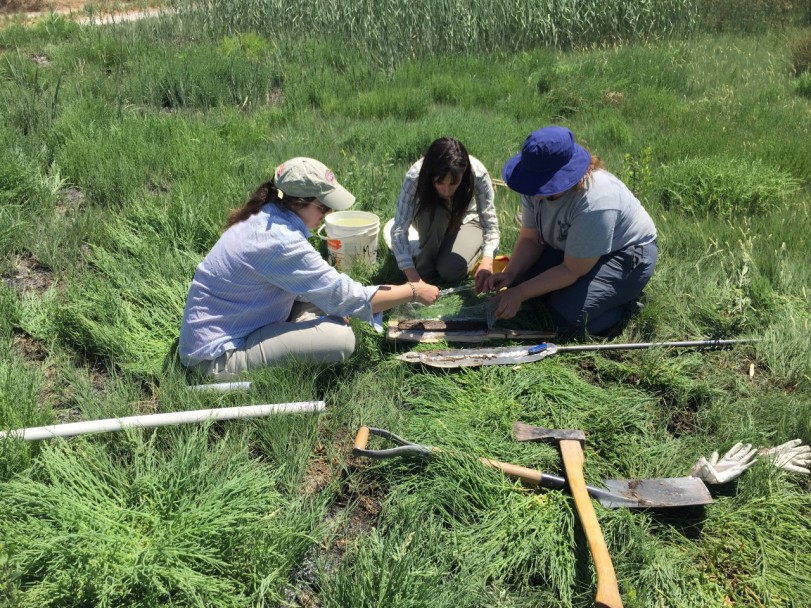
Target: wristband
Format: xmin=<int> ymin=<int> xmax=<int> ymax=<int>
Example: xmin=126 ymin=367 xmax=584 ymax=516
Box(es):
xmin=407 ymin=282 xmax=417 ymax=303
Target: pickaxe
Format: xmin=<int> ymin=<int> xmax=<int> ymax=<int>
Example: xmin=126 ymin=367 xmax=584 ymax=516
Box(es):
xmin=513 ymin=423 xmax=623 ymax=608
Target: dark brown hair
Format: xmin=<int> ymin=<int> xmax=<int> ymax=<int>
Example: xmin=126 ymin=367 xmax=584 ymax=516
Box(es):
xmin=415 ymin=137 xmax=475 ymax=233
xmin=226 ymin=179 xmax=315 ymax=228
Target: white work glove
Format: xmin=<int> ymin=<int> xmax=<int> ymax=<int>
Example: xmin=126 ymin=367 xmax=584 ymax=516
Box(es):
xmin=759 ymin=439 xmax=811 ymax=474
xmin=689 ymin=442 xmax=759 ymax=484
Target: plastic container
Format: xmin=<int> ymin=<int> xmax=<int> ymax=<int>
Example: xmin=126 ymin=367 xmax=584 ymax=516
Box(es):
xmin=318 ymin=211 xmax=380 ymax=269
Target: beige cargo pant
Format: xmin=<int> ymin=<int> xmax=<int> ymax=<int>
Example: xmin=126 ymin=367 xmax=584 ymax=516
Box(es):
xmin=188 ymin=302 xmax=356 ymax=379
xmin=413 ymin=205 xmax=483 ymax=284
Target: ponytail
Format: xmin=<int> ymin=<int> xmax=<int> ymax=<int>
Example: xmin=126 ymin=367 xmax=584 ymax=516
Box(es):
xmin=225 ymin=179 xmax=318 ymax=229
xmin=226 ymin=180 xmax=277 ymax=228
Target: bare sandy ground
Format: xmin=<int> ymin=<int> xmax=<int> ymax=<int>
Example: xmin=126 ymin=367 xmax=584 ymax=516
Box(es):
xmin=2 ymin=1 xmax=166 ymax=26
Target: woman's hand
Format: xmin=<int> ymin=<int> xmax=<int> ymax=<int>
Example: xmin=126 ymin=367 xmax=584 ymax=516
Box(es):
xmin=413 ymin=280 xmax=440 ymax=306
xmin=474 ymin=256 xmax=494 ymax=293
xmin=493 ymin=285 xmax=526 ymax=320
xmin=484 ymin=271 xmax=515 ymax=293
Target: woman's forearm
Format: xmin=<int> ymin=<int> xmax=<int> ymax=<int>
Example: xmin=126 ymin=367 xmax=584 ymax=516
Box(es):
xmin=504 ymin=235 xmax=544 ymax=281
xmin=370 ymin=280 xmax=437 ymax=312
xmin=515 ymin=263 xmax=579 ymax=299
xmin=370 ymin=284 xmax=413 ymax=312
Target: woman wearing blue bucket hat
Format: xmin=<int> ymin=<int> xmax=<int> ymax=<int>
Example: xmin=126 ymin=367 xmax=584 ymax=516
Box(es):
xmin=178 ymin=157 xmax=439 ymax=378
xmin=485 ymin=127 xmax=658 ymax=335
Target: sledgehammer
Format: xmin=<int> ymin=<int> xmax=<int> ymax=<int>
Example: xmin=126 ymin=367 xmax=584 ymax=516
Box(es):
xmin=513 ymin=423 xmax=623 ymax=608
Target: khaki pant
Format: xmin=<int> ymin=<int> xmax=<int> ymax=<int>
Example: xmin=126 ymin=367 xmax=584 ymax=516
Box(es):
xmin=413 ymin=206 xmax=483 ymax=284
xmin=188 ymin=302 xmax=356 ymax=379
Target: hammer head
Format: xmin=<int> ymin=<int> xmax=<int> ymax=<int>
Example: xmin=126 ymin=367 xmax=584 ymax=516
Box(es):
xmin=513 ymin=422 xmax=586 ymax=445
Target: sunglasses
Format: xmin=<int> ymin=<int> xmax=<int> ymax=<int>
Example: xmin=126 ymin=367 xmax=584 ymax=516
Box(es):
xmin=310 ymin=201 xmax=331 ymax=214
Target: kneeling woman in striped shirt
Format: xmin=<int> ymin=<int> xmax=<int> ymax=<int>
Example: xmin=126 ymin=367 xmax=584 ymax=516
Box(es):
xmin=390 ymin=137 xmax=500 ymax=292
xmin=179 ymin=157 xmax=439 ymax=378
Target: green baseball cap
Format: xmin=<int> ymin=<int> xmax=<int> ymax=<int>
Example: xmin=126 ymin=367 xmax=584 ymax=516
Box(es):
xmin=274 ymin=157 xmax=355 ymax=211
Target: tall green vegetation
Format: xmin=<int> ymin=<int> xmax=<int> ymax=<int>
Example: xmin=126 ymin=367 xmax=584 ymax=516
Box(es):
xmin=171 ymin=0 xmax=702 ymax=64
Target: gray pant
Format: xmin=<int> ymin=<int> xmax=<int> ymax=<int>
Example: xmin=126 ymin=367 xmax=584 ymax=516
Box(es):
xmin=189 ymin=302 xmax=356 ymax=379
xmin=519 ymin=241 xmax=658 ymax=335
xmin=413 ymin=206 xmax=483 ymax=284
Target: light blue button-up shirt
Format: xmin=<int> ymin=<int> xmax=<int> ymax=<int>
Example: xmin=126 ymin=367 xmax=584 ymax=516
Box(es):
xmin=179 ymin=203 xmax=379 ymax=364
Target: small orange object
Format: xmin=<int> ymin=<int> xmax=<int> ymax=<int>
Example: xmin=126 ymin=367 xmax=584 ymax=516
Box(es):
xmin=493 ymin=255 xmax=510 ymax=274
xmin=471 ymin=255 xmax=510 ymax=277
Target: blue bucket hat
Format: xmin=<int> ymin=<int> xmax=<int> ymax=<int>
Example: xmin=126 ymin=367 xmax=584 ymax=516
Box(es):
xmin=502 ymin=126 xmax=592 ymax=197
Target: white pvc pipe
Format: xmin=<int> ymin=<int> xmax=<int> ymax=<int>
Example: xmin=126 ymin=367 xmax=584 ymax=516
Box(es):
xmin=0 ymin=401 xmax=325 ymax=442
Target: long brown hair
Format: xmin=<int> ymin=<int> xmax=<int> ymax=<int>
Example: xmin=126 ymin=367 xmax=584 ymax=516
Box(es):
xmin=226 ymin=179 xmax=315 ymax=228
xmin=415 ymin=138 xmax=475 ymax=233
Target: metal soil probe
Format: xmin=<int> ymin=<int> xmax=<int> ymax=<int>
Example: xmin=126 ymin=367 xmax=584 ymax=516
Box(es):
xmin=397 ymin=338 xmax=757 ymax=368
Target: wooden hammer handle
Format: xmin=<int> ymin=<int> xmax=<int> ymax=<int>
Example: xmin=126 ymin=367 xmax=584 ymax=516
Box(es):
xmin=559 ymin=440 xmax=623 ymax=608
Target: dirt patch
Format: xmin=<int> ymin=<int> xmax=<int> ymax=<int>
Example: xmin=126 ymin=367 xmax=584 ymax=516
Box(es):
xmin=1 ymin=0 xmax=47 ymax=11
xmin=2 ymin=0 xmax=89 ymax=17
xmin=285 ymin=489 xmax=383 ymax=606
xmin=666 ymin=405 xmax=699 ymax=437
xmin=12 ymin=332 xmax=47 ymax=361
xmin=55 ymin=185 xmax=85 ymax=216
xmin=285 ymin=459 xmax=386 ymax=607
xmin=2 ymin=253 xmax=53 ymax=295
xmin=301 ymin=453 xmax=334 ymax=496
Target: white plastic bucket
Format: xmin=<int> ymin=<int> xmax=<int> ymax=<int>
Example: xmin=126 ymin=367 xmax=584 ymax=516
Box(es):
xmin=383 ymin=217 xmax=420 ymax=258
xmin=317 ymin=211 xmax=380 ymax=269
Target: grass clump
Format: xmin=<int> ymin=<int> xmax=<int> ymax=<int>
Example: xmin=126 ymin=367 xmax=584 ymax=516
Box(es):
xmin=0 ymin=141 xmax=61 ymax=257
xmin=793 ymin=71 xmax=811 ymax=98
xmin=318 ymin=516 xmax=468 ymax=608
xmin=0 ymin=284 xmax=21 ymax=337
xmin=790 ymin=31 xmax=811 ymax=98
xmin=700 ymin=0 xmax=800 ymax=33
xmin=656 ymin=156 xmax=800 ymax=217
xmin=699 ymin=469 xmax=811 ymax=606
xmin=0 ymin=348 xmax=51 ymax=481
xmin=0 ymin=428 xmax=323 ymax=607
xmin=790 ymin=29 xmax=811 ymax=76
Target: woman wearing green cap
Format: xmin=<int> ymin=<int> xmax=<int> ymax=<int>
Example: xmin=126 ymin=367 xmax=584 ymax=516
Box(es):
xmin=179 ymin=157 xmax=440 ymax=378
xmin=486 ymin=127 xmax=658 ymax=335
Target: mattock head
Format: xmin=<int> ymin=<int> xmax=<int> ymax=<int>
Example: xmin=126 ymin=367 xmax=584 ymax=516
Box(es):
xmin=512 ymin=422 xmax=586 ymax=446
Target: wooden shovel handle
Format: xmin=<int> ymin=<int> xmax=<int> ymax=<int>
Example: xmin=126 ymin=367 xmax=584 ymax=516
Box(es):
xmin=353 ymin=426 xmax=370 ymax=452
xmin=560 ymin=440 xmax=623 ymax=608
xmin=478 ymin=458 xmax=546 ymax=486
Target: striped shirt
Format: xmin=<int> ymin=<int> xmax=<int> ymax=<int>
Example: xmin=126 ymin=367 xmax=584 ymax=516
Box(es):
xmin=179 ymin=203 xmax=378 ymax=364
xmin=391 ymin=155 xmax=500 ymax=271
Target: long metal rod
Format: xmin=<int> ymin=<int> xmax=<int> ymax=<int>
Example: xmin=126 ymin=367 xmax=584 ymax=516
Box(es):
xmin=556 ymin=338 xmax=756 ymax=353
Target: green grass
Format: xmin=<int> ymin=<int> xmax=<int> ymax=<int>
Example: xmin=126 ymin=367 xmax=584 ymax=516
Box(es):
xmin=0 ymin=428 xmax=325 ymax=606
xmin=0 ymin=4 xmax=810 ymax=607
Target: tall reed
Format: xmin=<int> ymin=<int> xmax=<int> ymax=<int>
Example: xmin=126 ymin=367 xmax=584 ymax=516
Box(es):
xmin=170 ymin=0 xmax=701 ymax=66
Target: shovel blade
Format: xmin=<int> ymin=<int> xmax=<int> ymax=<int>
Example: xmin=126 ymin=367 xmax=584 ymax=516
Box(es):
xmin=600 ymin=476 xmax=713 ymax=509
